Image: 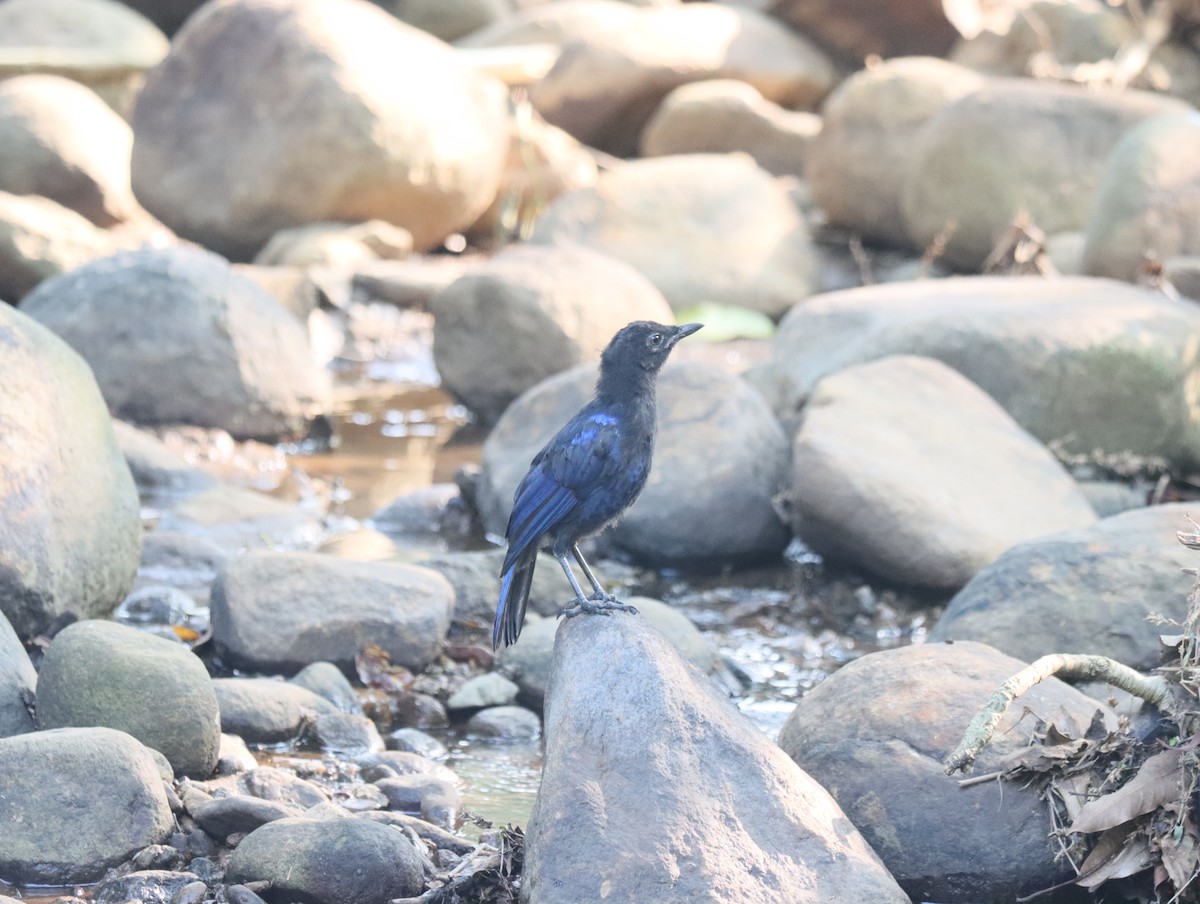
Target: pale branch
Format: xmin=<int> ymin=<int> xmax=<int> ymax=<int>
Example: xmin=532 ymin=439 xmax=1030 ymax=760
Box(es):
xmin=944 ymin=653 xmax=1172 ymax=775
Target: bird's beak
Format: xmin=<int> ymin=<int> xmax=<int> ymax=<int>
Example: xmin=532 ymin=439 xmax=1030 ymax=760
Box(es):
xmin=671 ymin=323 xmax=703 ymax=344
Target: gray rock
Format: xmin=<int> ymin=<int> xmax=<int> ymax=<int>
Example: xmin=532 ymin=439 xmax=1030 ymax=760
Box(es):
xmin=758 ymin=275 xmax=1200 ymax=470
xmin=479 ymin=362 xmax=790 ymax=566
xmin=528 ymin=4 xmax=832 ymax=156
xmin=448 ymin=672 xmax=520 ymax=711
xmin=901 ymin=80 xmax=1191 ymax=269
xmin=94 ymin=870 xmax=199 ymax=904
xmin=778 ymin=641 xmax=1106 ymax=902
xmin=1077 ymin=480 xmax=1148 ymax=518
xmin=1166 ymin=254 xmax=1200 ymax=300
xmin=212 ymin=678 xmax=338 ymax=745
xmin=1084 ymin=113 xmax=1200 ymax=282
xmin=770 ymin=0 xmax=959 ymax=59
xmin=253 ymin=220 xmax=413 ymax=268
xmin=0 ymin=303 xmax=141 ymax=639
xmin=112 ymin=421 xmax=217 ymax=497
xmin=0 ymin=612 xmax=34 ymax=737
xmin=0 ymin=727 xmax=174 ymax=884
xmin=225 ymin=817 xmax=423 ymax=904
xmin=930 ymin=502 xmax=1197 ymax=670
xmin=371 ymin=483 xmax=460 ymax=534
xmin=216 ymin=732 xmax=257 ymax=775
xmin=236 ymin=766 xmax=330 ymax=809
xmin=131 ymin=0 xmax=507 ymax=257
xmin=0 ymin=74 xmax=142 ymax=227
xmin=528 ymin=154 xmax=819 ymax=317
xmin=806 ymin=56 xmax=985 ymax=247
xmin=156 ymin=485 xmax=323 ymax=552
xmin=790 ymin=355 xmax=1096 ymax=589
xmin=361 ymin=810 xmax=474 ymax=855
xmin=211 ymin=550 xmax=454 ymax=674
xmin=356 ymin=750 xmax=458 ymax=786
xmin=465 ymin=704 xmax=541 ymax=740
xmin=500 ymin=599 xmax=720 ymax=709
xmin=376 ymin=774 xmax=461 ymax=829
xmin=640 ymin=79 xmax=820 ymax=178
xmin=524 ymin=612 xmax=908 ymax=904
xmin=21 ymin=246 xmax=329 ymax=441
xmin=381 ymin=0 xmax=513 ymax=42
xmin=430 ymin=243 xmax=673 ymax=423
xmin=385 ymin=727 xmax=448 ymax=760
xmin=191 ymin=796 xmax=302 ymax=842
xmin=135 ymin=531 xmax=230 ymax=607
xmin=36 ymin=619 xmax=220 ymax=776
xmin=290 ymin=661 xmax=363 ymax=714
xmin=307 ymin=712 xmax=384 ymax=756
xmin=424 ymin=548 xmax=569 ymax=628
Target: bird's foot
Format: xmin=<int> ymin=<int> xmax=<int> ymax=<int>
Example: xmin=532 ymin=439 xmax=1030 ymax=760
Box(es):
xmin=559 ymin=597 xmax=639 ymax=620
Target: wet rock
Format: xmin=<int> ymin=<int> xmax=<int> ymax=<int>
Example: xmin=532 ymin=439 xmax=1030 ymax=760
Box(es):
xmin=212 ymin=678 xmax=339 ymax=745
xmin=424 ymin=548 xmax=569 ymax=628
xmin=529 ymin=154 xmax=818 ymax=317
xmin=253 ymin=220 xmax=413 ymax=268
xmin=790 ymin=355 xmax=1096 ymax=589
xmin=216 ymin=733 xmax=257 ymax=775
xmin=479 ymin=361 xmax=790 ymax=566
xmin=779 ymin=641 xmax=1106 ymax=902
xmin=386 ymin=727 xmax=448 ymax=760
xmin=363 ymin=810 xmax=475 ymax=855
xmin=0 ymin=189 xmax=125 ymax=300
xmin=902 ymin=81 xmax=1190 ymax=269
xmin=465 ymin=704 xmax=541 ymax=740
xmin=769 ymin=0 xmax=959 ymax=59
xmin=758 ymin=276 xmax=1200 ymax=470
xmin=135 ymin=531 xmax=229 ymax=609
xmin=371 ymin=483 xmax=461 ymax=533
xmin=36 ymin=619 xmax=221 ymax=776
xmin=448 ymin=672 xmax=519 ymax=711
xmin=430 ymin=243 xmax=673 ymax=423
xmin=173 ymin=880 xmax=210 ymax=904
xmin=640 ymin=79 xmax=819 ymax=178
xmin=291 ymin=661 xmax=363 ymax=714
xmin=132 ymin=0 xmax=508 ymax=258
xmin=0 ymin=613 xmax=35 ymax=737
xmin=0 ymin=0 xmax=169 ymax=116
xmin=226 ymin=817 xmax=423 ymax=904
xmin=0 ymin=727 xmax=174 ymax=884
xmin=94 ymin=870 xmax=199 ymax=904
xmin=113 ymin=421 xmax=218 ymax=496
xmin=237 ymin=766 xmax=330 ymax=809
xmin=211 ymin=550 xmax=454 ymax=674
xmin=525 ymin=611 xmax=908 ymax=904
xmin=806 ymin=56 xmax=984 ymax=247
xmin=0 ymin=74 xmax=144 ymax=226
xmin=21 ymin=246 xmax=329 ymax=440
xmin=0 ymin=303 xmax=141 ymax=639
xmin=930 ymin=502 xmax=1196 ymax=670
xmin=388 ymin=690 xmax=449 ymax=730
xmin=191 ymin=796 xmax=302 ymax=842
xmin=528 ymin=4 xmax=832 ymax=156
xmin=156 ymin=485 xmax=323 ymax=552
xmin=357 ymin=750 xmax=456 ymax=784
xmin=1084 ymin=113 xmax=1200 ymax=282
xmin=499 ymin=598 xmax=719 ymax=708
xmin=307 ymin=712 xmax=384 ymax=756
xmin=376 ymin=774 xmax=461 ymax=829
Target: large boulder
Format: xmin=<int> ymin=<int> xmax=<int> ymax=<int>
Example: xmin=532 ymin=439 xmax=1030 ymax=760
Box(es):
xmin=0 ymin=612 xmax=35 ymax=737
xmin=779 ymin=641 xmax=1107 ymax=902
xmin=210 ymin=550 xmax=455 ymax=674
xmin=523 ymin=612 xmax=909 ymax=904
xmin=526 ymin=3 xmax=833 ymax=156
xmin=20 ymin=246 xmax=329 ymax=440
xmin=0 ymin=303 xmax=141 ymax=639
xmin=0 ymin=727 xmax=174 ymax=885
xmin=0 ymin=74 xmax=143 ymax=226
xmin=756 ymin=276 xmax=1200 ymax=470
xmin=479 ymin=361 xmax=791 ymax=567
xmin=131 ymin=0 xmax=509 ymax=258
xmin=35 ymin=619 xmax=221 ymax=776
xmin=806 ymin=57 xmax=985 ymax=248
xmin=528 ymin=154 xmax=819 ymax=317
xmin=430 ymin=244 xmax=674 ymax=423
xmin=790 ymin=356 xmax=1096 ymax=589
xmin=901 ymin=80 xmax=1191 ymax=269
xmin=1083 ymin=112 xmax=1200 ymax=282
xmin=768 ymin=0 xmax=960 ymax=60
xmin=213 ymin=678 xmax=339 ymax=745
xmin=930 ymin=502 xmax=1197 ymax=671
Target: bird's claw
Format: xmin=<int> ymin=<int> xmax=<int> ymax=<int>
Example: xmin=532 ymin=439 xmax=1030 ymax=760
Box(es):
xmin=559 ymin=597 xmax=639 ymax=620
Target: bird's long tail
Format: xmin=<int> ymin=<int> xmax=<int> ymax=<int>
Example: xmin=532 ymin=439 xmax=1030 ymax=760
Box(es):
xmin=494 ymin=547 xmax=537 ymax=650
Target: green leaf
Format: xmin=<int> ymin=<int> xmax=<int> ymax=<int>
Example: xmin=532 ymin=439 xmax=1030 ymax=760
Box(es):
xmin=673 ymin=303 xmax=775 ymax=342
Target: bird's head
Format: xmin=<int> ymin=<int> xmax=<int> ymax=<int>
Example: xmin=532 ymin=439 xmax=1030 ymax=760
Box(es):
xmin=600 ymin=320 xmax=703 ymax=376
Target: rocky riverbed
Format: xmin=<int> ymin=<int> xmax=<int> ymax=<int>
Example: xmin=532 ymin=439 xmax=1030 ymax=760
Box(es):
xmin=3 ymin=0 xmax=1200 ymax=902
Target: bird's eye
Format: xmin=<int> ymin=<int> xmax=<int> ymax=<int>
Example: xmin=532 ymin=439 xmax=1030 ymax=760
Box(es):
xmin=649 ymin=332 xmax=663 ymax=347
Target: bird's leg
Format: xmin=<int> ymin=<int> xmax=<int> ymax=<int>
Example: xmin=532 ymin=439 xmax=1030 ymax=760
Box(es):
xmin=556 ymin=552 xmax=638 ymax=619
xmin=572 ymin=544 xmax=619 ymax=604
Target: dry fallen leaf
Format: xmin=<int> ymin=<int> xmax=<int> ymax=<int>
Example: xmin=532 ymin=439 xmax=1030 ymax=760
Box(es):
xmin=1077 ymin=822 xmax=1154 ymax=889
xmin=1070 ymin=749 xmax=1185 ymax=835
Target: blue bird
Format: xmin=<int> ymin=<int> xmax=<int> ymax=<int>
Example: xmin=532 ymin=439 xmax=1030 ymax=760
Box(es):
xmin=493 ymin=320 xmax=703 ymax=649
